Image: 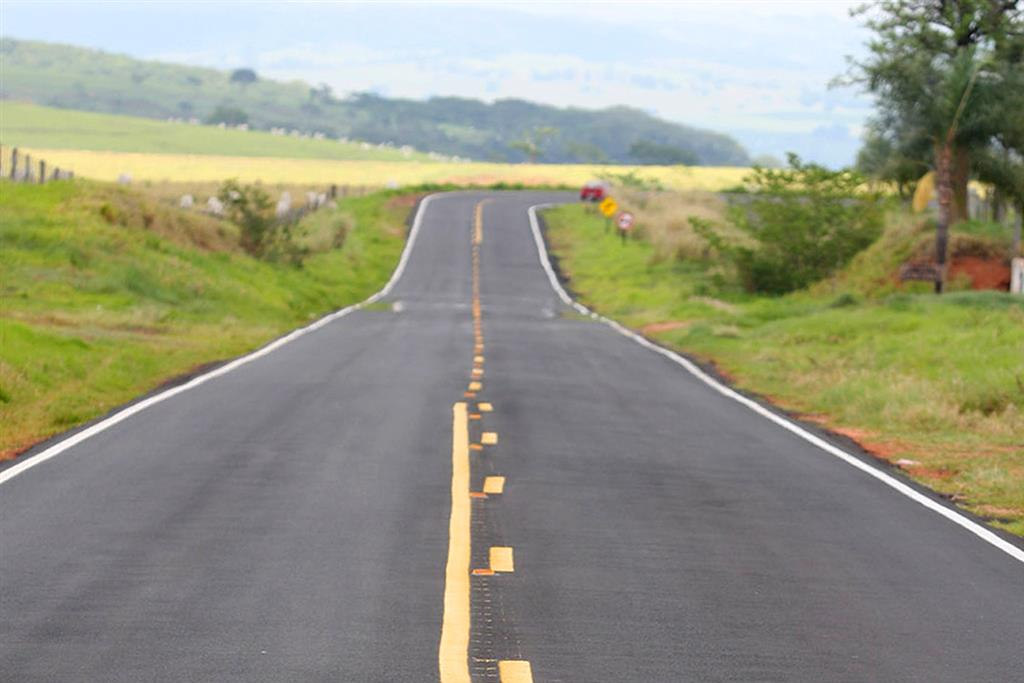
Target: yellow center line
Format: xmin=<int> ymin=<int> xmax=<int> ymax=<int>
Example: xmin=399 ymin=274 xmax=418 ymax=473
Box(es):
xmin=483 ymin=476 xmax=505 ymax=494
xmin=481 ymin=432 xmax=498 ymax=445
xmin=474 ymin=199 xmax=489 ymax=245
xmin=439 ymin=403 xmax=471 ymax=683
xmin=478 ymin=402 xmax=493 ymax=412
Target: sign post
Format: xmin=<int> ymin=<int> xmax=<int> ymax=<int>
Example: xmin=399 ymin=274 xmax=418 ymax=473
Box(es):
xmin=616 ymin=211 xmax=635 ymax=244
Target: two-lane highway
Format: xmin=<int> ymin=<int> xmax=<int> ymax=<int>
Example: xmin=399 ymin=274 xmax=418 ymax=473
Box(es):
xmin=2 ymin=192 xmax=1022 ymax=681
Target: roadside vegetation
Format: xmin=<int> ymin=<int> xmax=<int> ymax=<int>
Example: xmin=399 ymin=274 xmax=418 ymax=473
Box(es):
xmin=0 ymin=179 xmax=415 ymax=458
xmin=542 ymin=190 xmax=1024 ymax=535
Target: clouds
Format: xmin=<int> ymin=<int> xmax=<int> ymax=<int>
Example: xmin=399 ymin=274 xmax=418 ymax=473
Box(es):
xmin=4 ymin=0 xmax=875 ymax=165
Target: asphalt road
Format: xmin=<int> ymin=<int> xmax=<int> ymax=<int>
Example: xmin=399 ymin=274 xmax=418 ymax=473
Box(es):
xmin=2 ymin=191 xmax=1022 ymax=682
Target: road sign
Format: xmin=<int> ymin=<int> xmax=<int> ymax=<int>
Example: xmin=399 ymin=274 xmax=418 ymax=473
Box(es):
xmin=616 ymin=211 xmax=635 ymax=231
xmin=599 ymin=197 xmax=618 ymax=217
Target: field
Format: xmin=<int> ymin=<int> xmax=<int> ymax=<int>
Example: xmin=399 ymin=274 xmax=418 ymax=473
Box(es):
xmin=1 ymin=101 xmax=431 ymax=161
xmin=542 ymin=202 xmax=1024 ymax=535
xmin=0 ymin=179 xmax=414 ymax=458
xmin=8 ymin=146 xmax=748 ymax=191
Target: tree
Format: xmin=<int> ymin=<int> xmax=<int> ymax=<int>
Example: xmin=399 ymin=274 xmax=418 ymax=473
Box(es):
xmin=206 ymin=105 xmax=249 ymax=126
xmin=841 ymin=0 xmax=1022 ymax=291
xmin=230 ymin=68 xmax=258 ymax=86
xmin=628 ymin=140 xmax=699 ymax=166
xmin=509 ymin=126 xmax=558 ymax=163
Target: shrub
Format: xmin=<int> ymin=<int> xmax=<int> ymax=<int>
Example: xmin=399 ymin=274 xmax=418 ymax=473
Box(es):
xmin=218 ymin=180 xmax=307 ymax=265
xmin=694 ymin=154 xmax=885 ymax=294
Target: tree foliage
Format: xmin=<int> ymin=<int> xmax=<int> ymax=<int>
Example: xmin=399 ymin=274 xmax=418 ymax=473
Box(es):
xmin=206 ymin=105 xmax=249 ymax=126
xmin=628 ymin=140 xmax=699 ymax=166
xmin=509 ymin=126 xmax=558 ymax=163
xmin=229 ymin=68 xmax=258 ymax=85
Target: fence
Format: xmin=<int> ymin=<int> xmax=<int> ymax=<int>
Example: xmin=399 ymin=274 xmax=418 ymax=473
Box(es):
xmin=2 ymin=146 xmax=74 ymax=183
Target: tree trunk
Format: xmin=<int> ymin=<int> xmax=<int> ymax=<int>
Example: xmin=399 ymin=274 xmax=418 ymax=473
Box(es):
xmin=951 ymin=145 xmax=970 ymax=223
xmin=934 ymin=141 xmax=954 ymax=294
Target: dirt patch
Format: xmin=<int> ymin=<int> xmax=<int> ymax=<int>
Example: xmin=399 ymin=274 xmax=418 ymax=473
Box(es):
xmin=830 ymin=425 xmax=878 ymax=441
xmin=386 ymin=194 xmax=424 ymax=210
xmin=903 ymin=464 xmax=958 ymax=481
xmin=640 ymin=320 xmax=691 ymax=335
xmin=948 ymin=256 xmax=1011 ymax=290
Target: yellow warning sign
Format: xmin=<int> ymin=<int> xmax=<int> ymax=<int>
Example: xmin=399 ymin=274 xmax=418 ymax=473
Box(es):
xmin=599 ymin=197 xmax=619 ymax=217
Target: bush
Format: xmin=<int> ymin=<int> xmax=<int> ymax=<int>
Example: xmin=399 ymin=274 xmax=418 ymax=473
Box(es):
xmin=694 ymin=154 xmax=884 ymax=294
xmin=206 ymin=105 xmax=248 ymax=126
xmin=218 ymin=180 xmax=307 ymax=265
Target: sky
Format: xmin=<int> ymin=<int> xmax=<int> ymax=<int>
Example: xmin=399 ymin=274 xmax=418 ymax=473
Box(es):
xmin=2 ymin=1 xmax=876 ymax=166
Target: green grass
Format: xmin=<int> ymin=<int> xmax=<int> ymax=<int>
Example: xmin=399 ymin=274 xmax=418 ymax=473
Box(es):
xmin=543 ymin=204 xmax=1024 ymax=535
xmin=0 ymin=101 xmax=431 ymax=161
xmin=0 ymin=179 xmax=414 ymax=456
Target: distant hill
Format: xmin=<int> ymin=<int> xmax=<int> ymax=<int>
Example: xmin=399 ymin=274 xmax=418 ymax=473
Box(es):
xmin=0 ymin=38 xmax=750 ymax=166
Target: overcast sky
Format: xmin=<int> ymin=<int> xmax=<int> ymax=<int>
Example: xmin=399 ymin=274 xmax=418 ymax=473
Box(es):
xmin=2 ymin=1 xmax=875 ymax=166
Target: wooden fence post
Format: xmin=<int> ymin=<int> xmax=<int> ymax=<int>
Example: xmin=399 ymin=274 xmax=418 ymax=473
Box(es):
xmin=9 ymin=148 xmax=18 ymax=180
xmin=39 ymin=160 xmax=47 ymax=184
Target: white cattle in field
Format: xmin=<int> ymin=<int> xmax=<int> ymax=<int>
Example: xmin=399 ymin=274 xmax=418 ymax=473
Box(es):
xmin=206 ymin=196 xmax=225 ymax=216
xmin=117 ymin=173 xmax=133 ymax=185
xmin=180 ymin=194 xmax=194 ymax=209
xmin=276 ymin=192 xmax=292 ymax=218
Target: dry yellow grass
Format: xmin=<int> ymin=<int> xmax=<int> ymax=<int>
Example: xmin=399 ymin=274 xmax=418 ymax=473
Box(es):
xmin=21 ymin=148 xmax=749 ymax=192
xmin=611 ymin=188 xmax=748 ymax=263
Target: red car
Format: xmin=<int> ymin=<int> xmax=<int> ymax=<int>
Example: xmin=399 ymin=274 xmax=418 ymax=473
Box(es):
xmin=580 ymin=180 xmax=609 ymax=202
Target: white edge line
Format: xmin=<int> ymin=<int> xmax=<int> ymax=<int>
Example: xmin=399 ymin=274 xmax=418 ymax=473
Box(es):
xmin=0 ymin=194 xmax=438 ymax=487
xmin=527 ymin=202 xmax=1024 ymax=565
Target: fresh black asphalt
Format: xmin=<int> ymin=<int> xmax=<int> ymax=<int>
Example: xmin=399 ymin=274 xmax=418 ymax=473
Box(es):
xmin=1 ymin=191 xmax=1021 ymax=681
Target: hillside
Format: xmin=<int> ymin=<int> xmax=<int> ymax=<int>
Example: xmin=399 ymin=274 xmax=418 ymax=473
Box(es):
xmin=0 ymin=101 xmax=431 ymax=161
xmin=0 ymin=37 xmax=750 ymax=166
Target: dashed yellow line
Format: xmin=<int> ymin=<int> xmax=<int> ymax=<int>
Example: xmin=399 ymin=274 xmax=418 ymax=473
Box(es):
xmin=481 ymin=432 xmax=498 ymax=446
xmin=483 ymin=476 xmax=505 ymax=494
xmin=468 ymin=381 xmax=482 ymax=392
xmin=498 ymin=660 xmax=534 ymax=683
xmin=439 ymin=403 xmax=471 ymax=683
xmin=489 ymin=546 xmax=514 ymax=573
xmin=478 ymin=402 xmax=493 ymax=412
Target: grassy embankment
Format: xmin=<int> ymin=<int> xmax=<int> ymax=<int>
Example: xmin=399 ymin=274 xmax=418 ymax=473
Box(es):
xmin=0 ymin=179 xmax=414 ymax=458
xmin=543 ymin=196 xmax=1024 ymax=535
xmin=2 ymin=103 xmax=748 ymax=190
